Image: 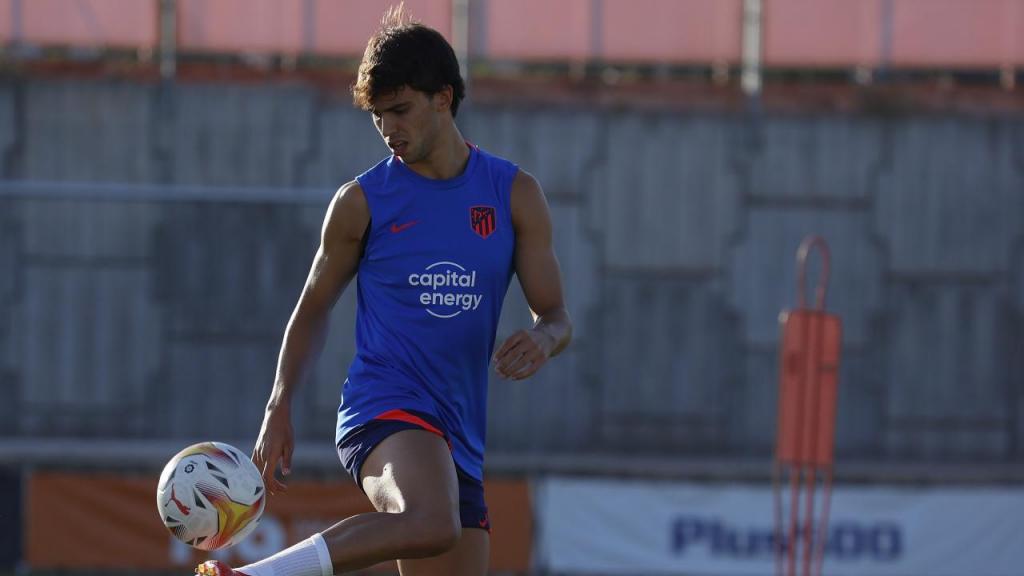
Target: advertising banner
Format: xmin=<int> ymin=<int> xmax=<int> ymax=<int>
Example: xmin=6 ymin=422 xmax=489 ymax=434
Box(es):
xmin=26 ymin=471 xmax=531 ymax=572
xmin=535 ymin=477 xmax=1024 ymax=576
xmin=0 ymin=468 xmax=19 ymax=569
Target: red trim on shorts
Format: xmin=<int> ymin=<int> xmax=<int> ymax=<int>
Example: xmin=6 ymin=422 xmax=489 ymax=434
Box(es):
xmin=374 ymin=409 xmax=446 ymax=439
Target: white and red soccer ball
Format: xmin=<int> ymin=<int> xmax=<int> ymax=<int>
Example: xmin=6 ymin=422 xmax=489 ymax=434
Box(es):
xmin=157 ymin=441 xmax=265 ymax=551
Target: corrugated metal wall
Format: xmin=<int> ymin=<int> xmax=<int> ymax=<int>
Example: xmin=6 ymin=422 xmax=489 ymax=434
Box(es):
xmin=1 ymin=79 xmax=1022 ymax=465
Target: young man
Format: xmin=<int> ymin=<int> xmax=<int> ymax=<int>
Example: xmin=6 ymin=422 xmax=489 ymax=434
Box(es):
xmin=195 ymin=8 xmax=571 ymax=576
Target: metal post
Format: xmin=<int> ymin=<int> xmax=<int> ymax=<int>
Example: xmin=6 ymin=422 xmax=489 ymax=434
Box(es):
xmin=880 ymin=0 xmax=893 ymax=77
xmin=452 ymin=0 xmax=470 ymax=86
xmin=159 ymin=0 xmax=177 ymax=81
xmin=1002 ymin=0 xmax=1017 ymax=90
xmin=10 ymin=0 xmax=22 ymax=53
xmin=303 ymin=0 xmax=316 ymax=55
xmin=741 ymin=0 xmax=763 ymax=97
xmin=590 ymin=0 xmax=604 ymax=66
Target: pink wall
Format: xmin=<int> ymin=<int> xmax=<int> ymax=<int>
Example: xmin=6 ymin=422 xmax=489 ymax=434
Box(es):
xmin=178 ymin=0 xmax=305 ymax=53
xmin=6 ymin=0 xmax=156 ymax=48
xmin=891 ymin=0 xmax=1023 ymax=67
xmin=177 ymin=0 xmax=451 ymax=55
xmin=601 ymin=0 xmax=741 ymax=64
xmin=314 ymin=0 xmax=451 ymax=56
xmin=1 ymin=0 xmax=1021 ymax=68
xmin=765 ymin=0 xmax=883 ymax=68
xmin=485 ymin=0 xmax=592 ymax=61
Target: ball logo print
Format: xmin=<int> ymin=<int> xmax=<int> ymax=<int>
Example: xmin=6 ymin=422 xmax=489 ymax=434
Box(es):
xmin=408 ymin=260 xmax=483 ymax=318
xmin=156 ymin=441 xmax=265 ymax=551
xmin=167 ymin=485 xmax=192 ymax=516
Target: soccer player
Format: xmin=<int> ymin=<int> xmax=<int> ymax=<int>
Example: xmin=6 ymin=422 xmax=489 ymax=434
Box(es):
xmin=195 ymin=7 xmax=571 ymax=576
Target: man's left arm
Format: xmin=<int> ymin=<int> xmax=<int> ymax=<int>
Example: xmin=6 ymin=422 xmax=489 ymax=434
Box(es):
xmin=493 ymin=170 xmax=573 ymax=380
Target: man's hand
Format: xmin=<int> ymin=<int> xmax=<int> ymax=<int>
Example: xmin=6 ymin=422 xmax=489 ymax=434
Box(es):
xmin=502 ymin=170 xmax=572 ymax=380
xmin=251 ymin=400 xmax=294 ymax=496
xmin=493 ymin=328 xmax=556 ymax=380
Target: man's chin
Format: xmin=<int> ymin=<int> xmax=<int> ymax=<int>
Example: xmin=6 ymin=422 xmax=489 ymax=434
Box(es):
xmin=396 ymin=152 xmax=421 ymax=164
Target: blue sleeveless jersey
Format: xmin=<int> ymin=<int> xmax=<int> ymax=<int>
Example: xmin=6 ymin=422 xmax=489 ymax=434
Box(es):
xmin=336 ymin=145 xmax=517 ymax=481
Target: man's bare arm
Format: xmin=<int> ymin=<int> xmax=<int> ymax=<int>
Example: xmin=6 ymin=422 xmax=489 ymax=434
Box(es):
xmin=254 ymin=180 xmax=369 ymax=493
xmin=493 ymin=170 xmax=572 ymax=380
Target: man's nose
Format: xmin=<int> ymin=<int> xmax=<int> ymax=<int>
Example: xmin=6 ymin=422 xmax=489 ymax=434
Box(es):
xmin=378 ymin=114 xmax=395 ymax=137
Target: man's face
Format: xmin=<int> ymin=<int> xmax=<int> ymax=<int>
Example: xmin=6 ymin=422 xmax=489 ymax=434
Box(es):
xmin=370 ymin=86 xmax=446 ymax=164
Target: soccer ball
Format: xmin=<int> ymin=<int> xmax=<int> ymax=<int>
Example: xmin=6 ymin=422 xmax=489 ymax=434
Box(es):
xmin=157 ymin=441 xmax=266 ymax=550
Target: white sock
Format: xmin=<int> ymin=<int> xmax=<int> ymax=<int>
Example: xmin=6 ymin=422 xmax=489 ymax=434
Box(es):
xmin=236 ymin=532 xmax=333 ymax=576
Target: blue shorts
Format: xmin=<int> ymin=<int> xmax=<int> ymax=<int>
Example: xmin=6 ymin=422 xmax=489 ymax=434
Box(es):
xmin=336 ymin=409 xmax=490 ymax=532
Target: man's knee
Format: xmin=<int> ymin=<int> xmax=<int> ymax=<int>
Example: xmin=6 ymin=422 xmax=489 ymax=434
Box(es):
xmin=359 ymin=429 xmax=463 ymax=556
xmin=401 ymin=506 xmax=462 ymax=557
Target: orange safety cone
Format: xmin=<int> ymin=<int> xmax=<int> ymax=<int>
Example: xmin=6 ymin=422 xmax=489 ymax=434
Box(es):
xmin=773 ymin=236 xmax=842 ymax=576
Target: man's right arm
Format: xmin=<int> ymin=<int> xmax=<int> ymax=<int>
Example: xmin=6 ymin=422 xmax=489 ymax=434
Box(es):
xmin=253 ymin=180 xmax=369 ymax=493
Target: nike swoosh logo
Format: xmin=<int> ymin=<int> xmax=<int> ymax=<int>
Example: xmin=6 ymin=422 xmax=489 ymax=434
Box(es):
xmin=391 ymin=220 xmax=419 ymax=233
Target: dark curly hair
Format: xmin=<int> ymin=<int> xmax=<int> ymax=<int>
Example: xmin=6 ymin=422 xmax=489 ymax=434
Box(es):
xmin=352 ymin=5 xmax=466 ymax=117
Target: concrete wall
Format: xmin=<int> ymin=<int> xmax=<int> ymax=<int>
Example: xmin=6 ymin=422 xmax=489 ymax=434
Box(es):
xmin=1 ymin=78 xmax=1022 ymax=466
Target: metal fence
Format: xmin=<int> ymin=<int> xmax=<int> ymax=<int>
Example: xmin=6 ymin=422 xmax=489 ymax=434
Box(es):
xmin=0 ymin=79 xmax=1023 ymax=479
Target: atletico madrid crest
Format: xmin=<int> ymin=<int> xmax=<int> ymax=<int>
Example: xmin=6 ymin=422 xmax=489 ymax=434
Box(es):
xmin=470 ymin=206 xmax=496 ymax=239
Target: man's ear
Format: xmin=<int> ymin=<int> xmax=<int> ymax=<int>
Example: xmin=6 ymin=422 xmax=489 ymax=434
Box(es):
xmin=434 ymin=85 xmax=454 ymax=112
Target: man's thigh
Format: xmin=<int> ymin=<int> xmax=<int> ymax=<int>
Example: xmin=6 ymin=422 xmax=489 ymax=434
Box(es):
xmin=398 ymin=527 xmax=489 ymax=576
xmin=358 ymin=427 xmax=488 ymax=575
xmin=359 ymin=428 xmax=460 ymax=520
